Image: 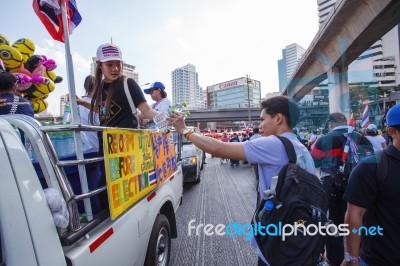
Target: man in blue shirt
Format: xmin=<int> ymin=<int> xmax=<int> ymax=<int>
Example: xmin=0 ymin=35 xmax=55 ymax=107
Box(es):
xmin=169 ymin=96 xmax=316 ymax=265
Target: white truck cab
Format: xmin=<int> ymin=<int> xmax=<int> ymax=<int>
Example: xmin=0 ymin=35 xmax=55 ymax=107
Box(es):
xmin=0 ymin=115 xmax=183 ymax=266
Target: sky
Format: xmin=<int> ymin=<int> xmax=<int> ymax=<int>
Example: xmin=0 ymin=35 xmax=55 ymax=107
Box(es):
xmin=1 ymin=0 xmax=319 ymax=116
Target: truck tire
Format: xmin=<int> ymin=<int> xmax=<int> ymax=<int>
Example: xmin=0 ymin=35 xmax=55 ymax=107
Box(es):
xmin=144 ymin=214 xmax=171 ymax=266
xmin=195 ymin=168 xmax=201 ymax=184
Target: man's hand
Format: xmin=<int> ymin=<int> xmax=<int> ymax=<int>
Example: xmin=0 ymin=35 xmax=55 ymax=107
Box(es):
xmin=167 ymin=112 xmax=187 ymax=134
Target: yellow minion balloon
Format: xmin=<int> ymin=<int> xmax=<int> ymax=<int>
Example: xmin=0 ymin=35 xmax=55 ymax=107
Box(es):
xmin=25 ymin=78 xmax=55 ymax=99
xmin=31 ymin=98 xmax=48 ymax=113
xmin=0 ymin=34 xmax=10 ymax=45
xmin=0 ymin=44 xmax=23 ymax=72
xmin=12 ymin=38 xmax=35 ymax=64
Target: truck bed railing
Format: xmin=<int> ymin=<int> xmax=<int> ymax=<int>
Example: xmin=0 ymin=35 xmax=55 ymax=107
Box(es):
xmin=0 ymin=115 xmax=183 ymax=245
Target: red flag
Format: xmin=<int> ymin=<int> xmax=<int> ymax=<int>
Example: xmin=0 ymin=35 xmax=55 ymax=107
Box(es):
xmin=33 ymin=0 xmax=82 ymax=43
xmin=349 ymin=113 xmax=356 ymax=127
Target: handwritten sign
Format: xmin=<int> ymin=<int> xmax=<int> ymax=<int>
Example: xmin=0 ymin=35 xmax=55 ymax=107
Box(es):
xmin=152 ymin=132 xmax=178 ymax=185
xmin=103 ymin=129 xmax=156 ymax=219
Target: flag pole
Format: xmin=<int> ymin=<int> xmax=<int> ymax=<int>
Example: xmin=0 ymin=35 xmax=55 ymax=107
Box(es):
xmin=60 ymin=0 xmax=93 ymax=221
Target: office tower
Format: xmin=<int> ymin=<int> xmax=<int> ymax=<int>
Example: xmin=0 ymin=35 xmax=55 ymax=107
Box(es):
xmin=277 ymin=43 xmax=306 ymax=92
xmin=317 ymin=0 xmax=337 ymax=25
xmin=171 ymin=64 xmax=203 ymax=110
xmin=206 ymin=77 xmax=261 ymax=109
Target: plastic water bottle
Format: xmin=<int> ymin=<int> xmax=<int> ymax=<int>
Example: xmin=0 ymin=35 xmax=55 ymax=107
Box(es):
xmin=63 ymin=102 xmax=71 ymax=124
xmin=154 ymin=113 xmax=170 ymax=132
xmin=258 ymin=200 xmax=275 ymax=224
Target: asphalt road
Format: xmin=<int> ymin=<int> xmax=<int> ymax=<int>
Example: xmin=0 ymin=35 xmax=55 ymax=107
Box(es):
xmin=170 ymin=155 xmax=259 ymax=266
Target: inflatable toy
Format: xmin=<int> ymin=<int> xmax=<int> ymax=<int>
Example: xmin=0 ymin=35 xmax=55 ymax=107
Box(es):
xmin=31 ymin=98 xmax=48 ymax=113
xmin=0 ymin=34 xmax=63 ymax=113
xmin=0 ymin=44 xmax=23 ymax=72
xmin=25 ymin=78 xmax=55 ymax=99
xmin=12 ymin=38 xmax=35 ymax=64
xmin=0 ymin=34 xmax=9 ymax=45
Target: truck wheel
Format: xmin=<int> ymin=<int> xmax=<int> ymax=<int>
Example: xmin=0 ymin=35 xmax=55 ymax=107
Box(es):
xmin=144 ymin=214 xmax=171 ymax=266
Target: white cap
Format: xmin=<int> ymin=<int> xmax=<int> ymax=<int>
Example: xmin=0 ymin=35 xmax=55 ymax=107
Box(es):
xmin=96 ymin=43 xmax=122 ymax=62
xmin=367 ymin=124 xmax=377 ymax=130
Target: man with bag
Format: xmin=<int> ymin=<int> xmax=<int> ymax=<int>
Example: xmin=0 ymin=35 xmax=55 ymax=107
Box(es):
xmin=342 ymin=103 xmax=400 ymax=266
xmin=311 ymin=112 xmax=373 ymax=266
xmin=168 ymin=96 xmax=316 ymax=265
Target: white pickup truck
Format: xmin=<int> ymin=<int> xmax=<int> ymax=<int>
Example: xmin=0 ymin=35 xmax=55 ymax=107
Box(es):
xmin=0 ymin=115 xmax=183 ymax=266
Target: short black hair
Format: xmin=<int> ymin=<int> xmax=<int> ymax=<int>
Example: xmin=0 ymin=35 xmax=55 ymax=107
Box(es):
xmin=261 ymin=96 xmax=300 ymax=128
xmin=0 ymin=72 xmax=17 ymax=92
xmin=253 ymin=127 xmax=260 ymax=133
xmin=326 ymin=112 xmax=347 ymax=125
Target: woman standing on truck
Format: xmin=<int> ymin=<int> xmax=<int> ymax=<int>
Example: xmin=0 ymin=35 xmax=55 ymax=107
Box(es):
xmin=78 ymin=43 xmax=159 ymax=209
xmin=76 ymin=43 xmax=159 ymax=128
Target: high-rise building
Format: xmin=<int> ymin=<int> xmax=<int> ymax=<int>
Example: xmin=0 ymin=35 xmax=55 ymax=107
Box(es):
xmin=317 ymin=0 xmax=337 ymax=25
xmin=317 ymin=0 xmax=400 ymax=89
xmin=206 ymin=77 xmax=261 ymax=109
xmin=171 ymin=64 xmax=203 ymax=110
xmin=277 ymin=43 xmax=306 ymax=92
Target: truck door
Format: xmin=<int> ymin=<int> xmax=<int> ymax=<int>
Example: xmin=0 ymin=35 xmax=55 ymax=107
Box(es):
xmin=0 ymin=119 xmax=66 ymax=266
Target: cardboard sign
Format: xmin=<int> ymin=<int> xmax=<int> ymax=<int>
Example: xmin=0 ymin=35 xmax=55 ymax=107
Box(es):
xmin=103 ymin=129 xmax=156 ymax=219
xmin=152 ymin=132 xmax=178 ymax=185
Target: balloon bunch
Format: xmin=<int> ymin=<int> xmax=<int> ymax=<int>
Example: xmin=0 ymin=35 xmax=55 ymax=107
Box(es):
xmin=0 ymin=34 xmax=62 ymax=113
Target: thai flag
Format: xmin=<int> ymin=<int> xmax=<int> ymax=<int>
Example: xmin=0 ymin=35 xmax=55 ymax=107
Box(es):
xmin=360 ymin=104 xmax=369 ymax=128
xmin=33 ymin=0 xmax=82 ymax=43
xmin=149 ymin=170 xmax=157 ymax=186
xmin=101 ymin=46 xmax=120 ymax=57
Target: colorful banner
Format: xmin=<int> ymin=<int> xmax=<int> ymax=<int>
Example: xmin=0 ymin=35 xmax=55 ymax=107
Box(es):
xmin=152 ymin=132 xmax=178 ymax=185
xmin=103 ymin=129 xmax=156 ymax=219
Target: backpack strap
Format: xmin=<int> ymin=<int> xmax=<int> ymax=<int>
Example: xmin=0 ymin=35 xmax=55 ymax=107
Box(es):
xmin=123 ymin=77 xmax=140 ymax=129
xmin=275 ymin=136 xmax=297 ymax=164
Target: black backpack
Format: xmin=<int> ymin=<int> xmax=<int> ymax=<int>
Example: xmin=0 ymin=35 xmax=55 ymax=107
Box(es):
xmin=332 ymin=130 xmax=374 ymax=197
xmin=252 ymin=136 xmax=328 ymax=266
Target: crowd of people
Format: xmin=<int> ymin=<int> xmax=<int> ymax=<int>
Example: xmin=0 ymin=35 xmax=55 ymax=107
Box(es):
xmin=168 ymin=98 xmax=400 ymax=266
xmin=1 ymin=42 xmax=400 ymax=266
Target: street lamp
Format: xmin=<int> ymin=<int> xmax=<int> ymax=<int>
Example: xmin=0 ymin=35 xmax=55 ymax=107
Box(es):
xmin=246 ymin=74 xmax=251 ymax=128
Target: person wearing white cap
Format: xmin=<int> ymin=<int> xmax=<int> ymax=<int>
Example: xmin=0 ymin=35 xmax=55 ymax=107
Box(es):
xmin=78 ymin=43 xmax=160 ymax=208
xmin=78 ymin=43 xmax=159 ymax=129
xmin=365 ymin=123 xmax=387 ymax=151
xmin=140 ymin=81 xmax=172 ymax=129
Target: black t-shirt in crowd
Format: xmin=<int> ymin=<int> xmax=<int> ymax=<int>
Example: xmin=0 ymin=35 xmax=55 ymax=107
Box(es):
xmin=99 ymin=78 xmax=146 ymax=129
xmin=343 ymin=144 xmax=400 ymax=265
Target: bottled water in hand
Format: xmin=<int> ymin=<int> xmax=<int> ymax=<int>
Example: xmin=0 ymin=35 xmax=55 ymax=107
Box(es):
xmin=154 ymin=113 xmax=170 ymax=132
xmin=154 ymin=103 xmax=191 ymax=132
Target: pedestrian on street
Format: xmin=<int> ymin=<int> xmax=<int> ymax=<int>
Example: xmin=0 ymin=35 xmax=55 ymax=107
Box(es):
xmin=342 ymin=103 xmax=400 ymax=266
xmin=311 ymin=112 xmax=373 ymax=266
xmin=168 ymin=96 xmax=315 ymax=265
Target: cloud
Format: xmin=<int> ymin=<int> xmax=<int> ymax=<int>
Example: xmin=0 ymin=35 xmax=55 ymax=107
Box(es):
xmin=164 ymin=17 xmax=184 ymax=30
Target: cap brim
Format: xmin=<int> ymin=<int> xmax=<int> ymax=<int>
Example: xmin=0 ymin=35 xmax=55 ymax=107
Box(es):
xmin=144 ymin=88 xmax=152 ymax=94
xmin=97 ymin=57 xmax=122 ymax=62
